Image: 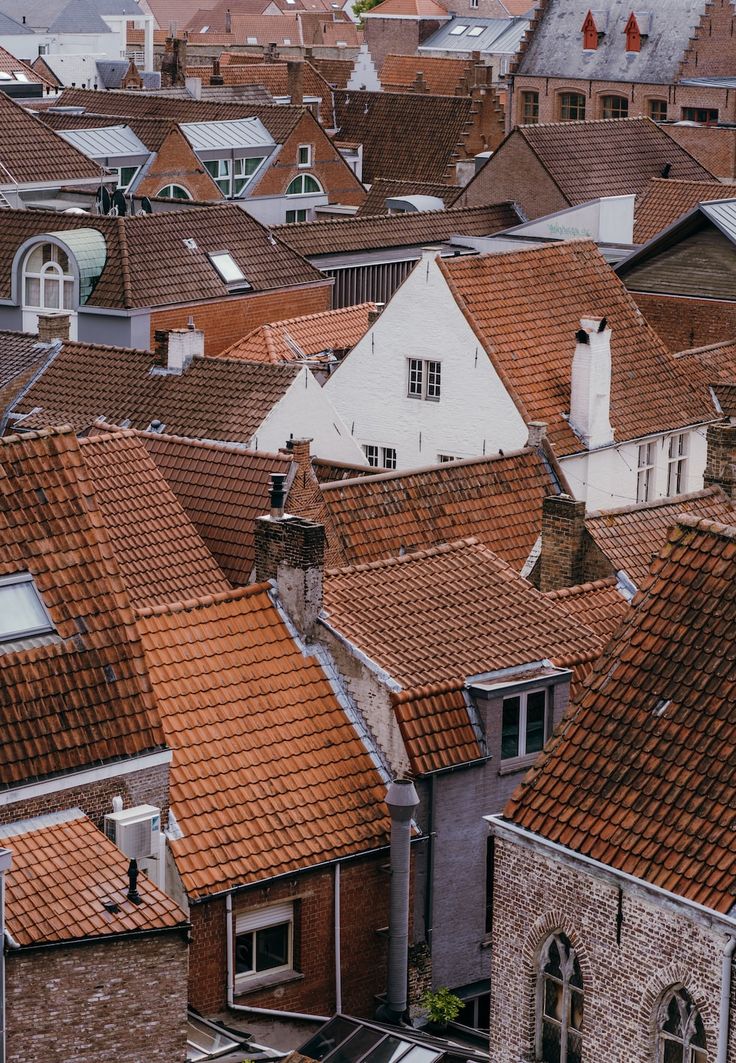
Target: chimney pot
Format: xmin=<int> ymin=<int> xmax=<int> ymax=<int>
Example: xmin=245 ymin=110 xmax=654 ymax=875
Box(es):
xmin=36 ymin=313 xmax=70 ymax=344
xmin=526 ymin=420 xmax=548 ymax=448
xmin=269 ymin=472 xmax=287 ymax=518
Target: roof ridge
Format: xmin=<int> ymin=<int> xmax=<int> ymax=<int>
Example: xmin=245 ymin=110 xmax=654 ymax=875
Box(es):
xmin=391 ymin=678 xmax=466 ymax=703
xmin=521 ymin=115 xmax=652 ymax=132
xmin=321 ymin=446 xmax=534 ymax=490
xmin=543 ymin=576 xmax=619 ymax=599
xmin=585 ymin=486 xmax=728 ymax=520
xmin=674 ymin=513 xmax=736 ymax=539
xmin=0 ymin=424 xmax=76 ymax=447
xmin=135 ymin=580 xmax=270 ymax=618
xmin=326 ymin=536 xmax=479 ymax=576
xmin=273 ymin=201 xmax=510 ymax=234
xmin=127 ymin=423 xmax=291 ymax=459
xmin=675 ymin=337 xmax=736 ymax=357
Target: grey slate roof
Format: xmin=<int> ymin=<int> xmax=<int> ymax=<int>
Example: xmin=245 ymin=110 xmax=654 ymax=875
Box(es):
xmin=0 ymin=11 xmax=34 ymax=33
xmin=419 ymin=15 xmax=529 ymax=55
xmin=48 ymin=0 xmax=112 ymax=32
xmin=517 ymin=0 xmax=708 ymax=84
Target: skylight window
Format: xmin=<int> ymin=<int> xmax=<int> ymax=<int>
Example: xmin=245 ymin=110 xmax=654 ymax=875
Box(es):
xmin=208 ymin=251 xmax=250 ymax=288
xmin=0 ymin=72 xmax=11 ymax=80
xmin=13 ymin=71 xmax=29 ymax=81
xmin=450 ymin=23 xmax=468 ymax=33
xmin=0 ymin=573 xmax=54 ymax=643
xmin=467 ymin=25 xmax=484 ymax=35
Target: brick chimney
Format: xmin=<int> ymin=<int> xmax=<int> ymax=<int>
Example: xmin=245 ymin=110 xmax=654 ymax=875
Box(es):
xmin=703 ymin=422 xmax=736 ymax=499
xmin=569 ymin=317 xmax=614 ymax=450
xmin=161 ymin=36 xmax=187 ymax=87
xmin=37 ymin=313 xmax=70 ymax=343
xmin=287 ymin=60 xmax=304 ymax=106
xmin=539 ymin=493 xmax=587 ymax=592
xmin=255 ymin=476 xmax=325 ymax=640
xmin=153 ymin=327 xmax=204 ymax=373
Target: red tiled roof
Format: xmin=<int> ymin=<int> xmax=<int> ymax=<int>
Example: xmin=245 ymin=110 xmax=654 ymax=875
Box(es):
xmin=218 ymin=303 xmax=375 ymax=362
xmin=209 ymin=60 xmax=335 ymax=124
xmin=0 ymin=89 xmax=102 ymax=186
xmin=380 ymin=54 xmax=472 ymax=95
xmin=439 ymin=241 xmax=716 ymax=456
xmin=80 ymin=431 xmax=231 ymax=606
xmin=0 ymin=45 xmax=51 ymax=86
xmin=634 ymin=178 xmax=732 ymax=244
xmin=310 ymin=56 xmax=355 ymax=89
xmin=675 ymin=338 xmax=736 ymax=387
xmin=356 ymin=177 xmax=461 ymax=216
xmin=583 ymin=487 xmax=736 ymax=588
xmin=313 ymin=447 xmax=565 ymax=571
xmin=0 ymin=428 xmax=165 ymax=790
xmin=505 ymin=516 xmax=736 ymax=914
xmin=392 ymin=685 xmax=482 ymax=774
xmin=137 ymin=584 xmax=390 ymax=898
xmin=323 ymin=538 xmax=602 ymax=691
xmin=544 ymin=577 xmax=628 ymax=647
xmin=1 ymin=811 xmax=187 ymax=947
xmin=138 ymin=429 xmax=291 ymax=584
xmin=364 ymin=0 xmax=449 ymax=16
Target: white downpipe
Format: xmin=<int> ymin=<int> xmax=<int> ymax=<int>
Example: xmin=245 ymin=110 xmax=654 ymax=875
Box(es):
xmin=334 ymin=862 xmax=342 ymax=1014
xmin=225 ymin=892 xmax=328 ymax=1023
xmin=717 ymin=935 xmax=736 ymax=1063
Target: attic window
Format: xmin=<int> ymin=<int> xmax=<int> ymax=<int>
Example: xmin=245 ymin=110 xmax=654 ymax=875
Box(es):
xmin=0 ymin=572 xmax=54 ymax=644
xmin=450 ymin=24 xmax=468 ymax=33
xmin=208 ymin=251 xmax=251 ymax=289
xmin=467 ymin=26 xmax=483 ymax=36
xmin=625 ymin=12 xmax=641 ymax=51
xmin=581 ymin=9 xmax=598 ymax=49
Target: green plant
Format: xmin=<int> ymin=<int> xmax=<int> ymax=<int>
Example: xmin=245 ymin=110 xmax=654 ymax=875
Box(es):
xmin=420 ymin=987 xmax=463 ymax=1026
xmin=352 ymin=0 xmax=382 ymax=23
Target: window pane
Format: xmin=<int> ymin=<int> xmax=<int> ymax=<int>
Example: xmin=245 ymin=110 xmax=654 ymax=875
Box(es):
xmin=43 ymin=276 xmax=60 ymax=308
xmin=408 ymin=359 xmax=423 ymax=397
xmin=525 ymin=689 xmax=546 ymax=754
xmin=255 ymin=922 xmax=289 ymax=970
xmin=365 ymin=1037 xmax=413 ymax=1063
xmin=24 ymin=277 xmax=40 ymax=306
xmin=63 ymin=280 xmax=74 ymax=309
xmin=234 ymin=931 xmax=254 ymax=974
xmin=662 ymin=1039 xmax=683 ymax=1063
xmin=570 ymin=988 xmax=583 ymax=1031
xmin=381 ymin=448 xmax=397 ymax=470
xmin=426 ymin=361 xmax=441 ymax=399
xmin=567 ymin=1031 xmax=582 ymax=1063
xmin=304 ymin=175 xmax=320 ymax=193
xmin=541 ymin=1020 xmax=561 ymax=1063
xmin=0 ymin=580 xmax=51 ymax=640
xmin=544 ymin=938 xmax=562 ymax=978
xmin=543 ymin=977 xmax=563 ymax=1021
xmin=25 ymin=244 xmax=45 ymax=272
xmin=664 ymin=996 xmax=684 ymax=1036
xmin=328 ymin=1028 xmax=384 ymax=1063
xmin=501 ymin=696 xmax=520 ymax=759
xmin=301 ymin=1019 xmax=359 ymax=1062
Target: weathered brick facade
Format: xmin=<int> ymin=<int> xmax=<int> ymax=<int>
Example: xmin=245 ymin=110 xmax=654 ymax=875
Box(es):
xmin=136 ymin=127 xmax=223 ymax=201
xmin=6 ymin=934 xmax=189 ymax=1063
xmin=664 ymin=122 xmax=736 ymax=179
xmin=628 ymin=291 xmax=736 ymax=353
xmin=703 ymin=421 xmax=736 ymax=498
xmin=364 ymin=17 xmax=447 ymax=72
xmin=488 ymin=834 xmax=736 ymax=1063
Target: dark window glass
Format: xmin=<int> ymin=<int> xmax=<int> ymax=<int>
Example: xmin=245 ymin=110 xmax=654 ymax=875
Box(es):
xmin=681 ymin=107 xmax=718 ymax=124
xmin=501 ymin=696 xmax=520 ymax=759
xmin=649 ymin=99 xmax=667 ymax=121
xmin=235 ymin=932 xmax=254 ymax=975
xmin=525 ymin=689 xmax=547 ymax=754
xmin=485 ymin=836 xmax=495 ymax=933
xmin=539 ymin=934 xmax=583 ymax=1063
xmin=559 ymin=93 xmax=585 ymax=121
xmin=256 ymin=923 xmax=289 ymax=971
xmin=521 ymin=91 xmax=539 ymax=123
xmin=601 ymin=95 xmax=628 ymax=118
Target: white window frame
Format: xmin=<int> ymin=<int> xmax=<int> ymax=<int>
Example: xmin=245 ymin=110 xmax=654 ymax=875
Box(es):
xmin=438 ymin=453 xmax=461 ymax=463
xmin=297 ymin=144 xmax=312 ymax=168
xmin=285 ymin=208 xmax=308 ymax=224
xmin=205 ymin=157 xmax=231 ymax=196
xmin=285 ymin=173 xmax=323 ymax=196
xmin=22 ymin=242 xmax=74 ymax=313
xmin=233 ymin=156 xmax=266 ymax=197
xmin=233 ymin=903 xmax=294 ymax=990
xmin=407 ymin=358 xmax=441 ymax=401
xmin=114 ymin=165 xmax=140 ymax=192
xmin=500 ymin=687 xmax=549 ymax=761
xmin=666 ymin=433 xmax=688 ymax=496
xmin=637 ymin=441 xmax=656 ymax=503
xmin=381 ymin=446 xmax=397 ymax=470
xmin=156 ymin=184 xmax=192 ymax=200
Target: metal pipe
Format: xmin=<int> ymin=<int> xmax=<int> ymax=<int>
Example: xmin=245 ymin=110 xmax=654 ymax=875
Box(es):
xmin=225 ymin=892 xmax=328 ymax=1024
xmin=334 ymin=862 xmax=342 ymax=1015
xmin=379 ymin=779 xmax=419 ymax=1024
xmin=717 ymin=935 xmax=736 ymax=1063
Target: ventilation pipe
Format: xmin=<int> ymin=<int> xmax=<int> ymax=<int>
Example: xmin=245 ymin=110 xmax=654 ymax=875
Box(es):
xmin=269 ymin=472 xmax=287 ymax=519
xmin=378 ymin=778 xmax=419 ymax=1025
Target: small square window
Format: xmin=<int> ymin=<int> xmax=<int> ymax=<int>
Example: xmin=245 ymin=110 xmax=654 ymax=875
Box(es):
xmin=234 ymin=904 xmax=294 ymax=988
xmin=298 ymin=145 xmax=312 ymax=167
xmin=381 ymin=447 xmax=397 ymax=470
xmin=649 ymin=99 xmax=667 ymax=121
xmin=285 ymin=209 xmax=308 ymax=224
xmin=449 ymin=24 xmax=468 ymax=33
xmin=467 ymin=25 xmax=483 ymax=35
xmin=407 ymin=358 xmax=441 ymax=401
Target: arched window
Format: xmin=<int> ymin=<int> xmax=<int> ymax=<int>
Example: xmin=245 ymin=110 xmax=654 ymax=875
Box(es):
xmin=22 ymin=243 xmax=74 ymax=312
xmin=537 ymin=933 xmax=583 ymax=1063
xmin=559 ymin=93 xmax=586 ymax=121
xmin=657 ymin=987 xmax=706 ymax=1063
xmin=156 ymin=184 xmax=192 ymax=200
xmin=285 ymin=173 xmax=323 ymax=196
xmin=601 ymin=95 xmax=629 ymax=119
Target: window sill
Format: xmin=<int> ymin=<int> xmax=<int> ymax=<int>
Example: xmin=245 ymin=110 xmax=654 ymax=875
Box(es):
xmin=498 ymin=752 xmax=540 ymax=776
xmin=234 ymin=970 xmax=304 ymax=998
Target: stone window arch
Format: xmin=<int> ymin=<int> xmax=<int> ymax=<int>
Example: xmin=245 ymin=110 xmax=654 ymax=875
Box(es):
xmin=537 ymin=932 xmax=583 ymax=1063
xmin=657 ymin=986 xmax=707 ymax=1063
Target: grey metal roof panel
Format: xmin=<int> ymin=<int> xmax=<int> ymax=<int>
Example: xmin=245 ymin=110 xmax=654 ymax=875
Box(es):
xmin=47 ymin=0 xmax=112 ymax=33
xmin=517 ymin=0 xmax=707 ymax=84
xmin=180 ymin=116 xmax=276 ymax=153
xmin=701 ymin=200 xmax=736 ymax=244
xmin=679 ymin=76 xmax=736 ymax=88
xmin=95 ymin=0 xmax=144 ymax=12
xmin=419 ymin=15 xmax=528 ymax=53
xmin=57 ymin=124 xmax=150 ymax=162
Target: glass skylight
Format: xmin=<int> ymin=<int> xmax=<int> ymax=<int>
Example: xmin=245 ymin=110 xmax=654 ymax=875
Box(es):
xmin=208 ymin=251 xmax=248 ymax=286
xmin=449 ymin=24 xmax=468 ymax=33
xmin=467 ymin=26 xmax=484 ymax=35
xmin=0 ymin=573 xmax=54 ymax=643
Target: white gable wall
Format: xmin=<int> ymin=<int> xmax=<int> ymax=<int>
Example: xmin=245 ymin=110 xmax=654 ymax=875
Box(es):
xmin=254 ymin=365 xmax=370 ymax=464
xmin=325 ymin=254 xmax=529 ymax=469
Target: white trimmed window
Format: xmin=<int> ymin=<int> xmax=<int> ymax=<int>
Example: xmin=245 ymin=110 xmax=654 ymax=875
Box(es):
xmin=407 ymin=358 xmax=441 ymax=401
xmin=438 ymin=453 xmax=460 ymax=463
xmin=234 ymin=904 xmax=293 ymax=989
xmin=286 ymin=208 xmax=308 ymax=224
xmin=637 ymin=441 xmax=656 ymax=503
xmin=157 ymin=184 xmax=192 ymax=200
xmin=298 ymin=144 xmax=312 ymax=167
xmin=286 ymin=173 xmax=323 ymax=196
xmin=0 ymin=572 xmax=54 ymax=644
xmin=115 ymin=165 xmax=139 ymax=192
xmin=501 ymin=688 xmax=548 ymax=760
xmin=23 ymin=242 xmax=74 ymax=312
xmin=667 ymin=433 xmax=688 ymax=496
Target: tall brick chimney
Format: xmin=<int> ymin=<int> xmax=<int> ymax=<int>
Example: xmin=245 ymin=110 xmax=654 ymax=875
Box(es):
xmin=703 ymin=422 xmax=736 ymax=499
xmin=37 ymin=313 xmax=70 ymax=343
xmin=539 ymin=493 xmax=587 ymax=592
xmin=287 ymin=60 xmax=304 ymax=106
xmin=255 ymin=476 xmax=325 ymax=640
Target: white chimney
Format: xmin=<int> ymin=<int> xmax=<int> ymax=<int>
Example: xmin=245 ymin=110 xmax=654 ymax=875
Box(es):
xmin=569 ymin=316 xmax=614 ymax=449
xmin=185 ymin=76 xmax=202 ymax=100
xmin=167 ymin=327 xmax=204 ymax=373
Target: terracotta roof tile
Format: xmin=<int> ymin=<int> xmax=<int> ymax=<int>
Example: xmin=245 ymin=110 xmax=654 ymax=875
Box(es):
xmin=380 ymin=54 xmax=473 ymax=95
xmin=323 ymin=538 xmax=602 ymax=691
xmin=675 ymin=338 xmax=736 ymax=390
xmin=138 ymin=429 xmax=291 ymax=584
xmin=310 ymin=56 xmax=355 ymax=89
xmin=357 ymin=178 xmax=461 ymax=216
xmin=634 ymin=178 xmax=734 ymax=244
xmin=312 ymin=447 xmax=564 ymax=570
xmin=584 ymin=487 xmax=736 ymax=588
xmin=392 ymin=685 xmax=482 ymax=774
xmin=80 ymin=431 xmax=231 ymax=605
xmin=0 ymin=45 xmax=51 ymax=86
xmin=0 ymin=428 xmax=165 ymax=789
xmin=365 ymin=0 xmax=449 ymax=16
xmin=505 ymin=516 xmax=736 ymax=914
xmin=41 ymin=110 xmax=179 ymax=154
xmin=136 ymin=585 xmax=390 ymax=897
xmin=0 ymin=90 xmax=102 ymax=186
xmin=273 ymin=202 xmax=520 ymax=256
xmin=218 ymin=303 xmax=375 ymax=362
xmin=439 ymin=241 xmax=715 ymax=456
xmin=1 ymin=811 xmax=187 ymax=947
xmin=202 ymin=60 xmax=334 ymax=125
xmin=544 ymin=577 xmax=629 ymax=646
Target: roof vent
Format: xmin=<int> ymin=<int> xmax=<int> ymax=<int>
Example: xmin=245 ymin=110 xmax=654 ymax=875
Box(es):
xmin=269 ymin=472 xmax=287 ymax=519
xmin=183 ymin=237 xmax=198 ymax=250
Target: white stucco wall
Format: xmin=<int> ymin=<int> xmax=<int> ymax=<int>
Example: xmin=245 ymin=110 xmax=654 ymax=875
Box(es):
xmin=254 ymin=365 xmax=369 ymax=464
xmin=324 ymin=254 xmax=529 ymax=469
xmin=562 ymin=424 xmax=711 ymax=512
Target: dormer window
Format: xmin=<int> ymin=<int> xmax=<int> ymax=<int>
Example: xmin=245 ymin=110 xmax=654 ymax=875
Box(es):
xmin=0 ymin=572 xmax=54 ymax=645
xmin=625 ymin=12 xmax=641 ymax=52
xmin=581 ymin=10 xmax=599 ymax=50
xmin=23 ymin=243 xmax=74 ymax=313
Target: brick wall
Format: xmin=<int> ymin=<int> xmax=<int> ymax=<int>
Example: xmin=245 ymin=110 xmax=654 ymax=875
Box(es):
xmin=364 ymin=19 xmax=444 ymax=72
xmin=538 ymin=495 xmax=587 ymax=591
xmin=6 ymin=933 xmax=189 ymax=1063
xmin=664 ymin=123 xmax=736 ymax=179
xmin=136 ymin=127 xmax=223 ymax=201
xmin=626 ymin=291 xmax=736 ymax=353
xmin=677 ymin=0 xmax=736 ymax=81
xmin=150 ymin=282 xmax=332 ymax=354
xmin=188 ymin=854 xmax=390 ymax=1017
xmin=704 ymin=421 xmax=736 ymax=498
xmin=458 ymin=133 xmax=568 ymax=216
xmin=0 ymin=762 xmax=170 ymax=830
xmin=489 ymin=835 xmax=736 ymax=1063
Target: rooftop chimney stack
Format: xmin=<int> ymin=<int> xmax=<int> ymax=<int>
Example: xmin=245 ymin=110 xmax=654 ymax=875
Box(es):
xmin=526 ymin=420 xmax=548 ymax=448
xmin=155 ymin=327 xmax=204 ymax=373
xmin=704 ymin=422 xmax=736 ymax=499
xmin=225 ymin=6 xmax=232 ymax=33
xmin=287 ymin=60 xmax=304 ymax=107
xmin=269 ymin=472 xmax=287 ymax=519
xmin=539 ymin=493 xmax=588 ymax=592
xmin=185 ymin=75 xmax=202 ymax=100
xmin=377 ymin=778 xmax=419 ymax=1025
xmin=37 ymin=313 xmax=70 ymax=344
xmin=569 ymin=316 xmax=614 ymax=450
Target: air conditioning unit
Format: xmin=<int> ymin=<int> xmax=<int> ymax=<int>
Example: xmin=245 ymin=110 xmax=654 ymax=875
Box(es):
xmin=104 ymin=805 xmax=161 ymax=861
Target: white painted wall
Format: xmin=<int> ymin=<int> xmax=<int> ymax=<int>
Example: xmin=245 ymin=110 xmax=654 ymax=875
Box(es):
xmin=254 ymin=365 xmax=370 ymax=463
xmin=325 ymin=253 xmax=529 ymax=469
xmin=346 ymin=44 xmax=380 ymax=92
